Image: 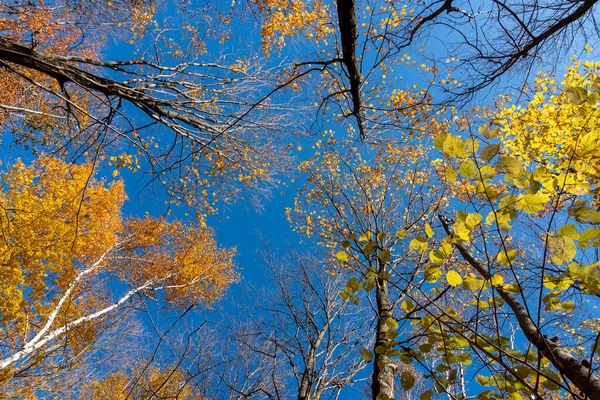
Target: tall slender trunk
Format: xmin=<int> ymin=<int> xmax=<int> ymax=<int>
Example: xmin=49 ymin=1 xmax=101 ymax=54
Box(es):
xmin=372 ymin=261 xmax=396 ymax=399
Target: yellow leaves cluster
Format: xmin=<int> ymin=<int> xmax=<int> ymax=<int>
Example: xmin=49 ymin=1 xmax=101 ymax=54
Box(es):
xmin=253 ymin=0 xmax=333 ymax=54
xmin=496 ymin=60 xmax=600 ymax=187
xmin=0 ymin=157 xmax=236 ymax=363
xmin=121 ymin=218 xmax=237 ymax=307
xmin=0 ymin=158 xmax=125 ymax=327
xmin=83 ymin=366 xmax=194 ymax=399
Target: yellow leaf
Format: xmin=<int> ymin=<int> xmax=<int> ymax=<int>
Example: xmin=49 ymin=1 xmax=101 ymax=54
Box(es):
xmin=516 ymin=191 xmax=550 ymax=214
xmin=498 ymin=249 xmax=517 ymax=266
xmin=459 ymin=159 xmax=477 ymax=178
xmin=491 ymin=274 xmax=504 ymax=286
xmin=547 ymin=235 xmax=576 ymax=264
xmin=465 ymin=213 xmax=482 ymax=229
xmin=446 ymin=270 xmax=463 ymax=286
xmin=409 ymin=236 xmax=428 ymax=252
xmin=425 ymin=223 xmax=434 ymax=238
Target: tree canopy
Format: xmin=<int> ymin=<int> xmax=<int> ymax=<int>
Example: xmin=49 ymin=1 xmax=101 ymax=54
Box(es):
xmin=1 ymin=0 xmax=600 ymax=398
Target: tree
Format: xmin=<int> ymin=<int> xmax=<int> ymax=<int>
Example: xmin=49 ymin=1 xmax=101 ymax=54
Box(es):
xmin=168 ymin=248 xmax=372 ymax=400
xmin=394 ymin=58 xmax=600 ymax=399
xmin=250 ymin=0 xmax=600 ymax=142
xmin=251 ymin=248 xmax=372 ymax=400
xmin=0 ymin=157 xmax=237 ymax=394
xmin=0 ymin=1 xmax=298 ymax=211
xmin=288 ymin=133 xmax=446 ymax=399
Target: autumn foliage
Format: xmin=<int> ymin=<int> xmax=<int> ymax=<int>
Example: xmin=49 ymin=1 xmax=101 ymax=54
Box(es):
xmin=0 ymin=158 xmax=236 ymax=394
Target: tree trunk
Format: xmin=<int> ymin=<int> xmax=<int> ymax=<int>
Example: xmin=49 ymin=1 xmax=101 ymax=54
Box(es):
xmin=372 ymin=263 xmax=396 ymax=399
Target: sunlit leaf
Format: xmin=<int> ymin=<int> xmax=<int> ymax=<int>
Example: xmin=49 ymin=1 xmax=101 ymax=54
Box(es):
xmin=490 ymin=274 xmax=504 ymax=286
xmin=385 ymin=317 xmax=398 ymax=329
xmin=579 ymin=227 xmax=600 ymax=248
xmin=569 ymin=207 xmax=600 ymax=224
xmin=558 ymin=223 xmax=579 ymax=240
xmin=459 ymin=159 xmax=477 ymax=178
xmin=359 ymin=348 xmax=373 ymax=361
xmin=425 ymin=223 xmax=434 ymax=238
xmin=466 ymin=212 xmax=483 ymax=229
xmin=547 ymin=235 xmax=576 ymax=264
xmin=446 ymin=270 xmax=463 ymax=286
xmin=516 ymin=192 xmax=550 ymax=214
xmin=409 ymin=236 xmax=428 ymax=252
xmin=498 ymin=249 xmax=516 ymax=266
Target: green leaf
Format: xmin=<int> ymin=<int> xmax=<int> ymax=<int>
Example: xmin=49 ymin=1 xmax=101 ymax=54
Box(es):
xmin=476 ymin=375 xmax=490 ymax=386
xmin=569 ymin=207 xmax=600 ymax=224
xmin=420 ymin=390 xmax=434 ymax=400
xmin=362 ymin=278 xmax=375 ymax=291
xmin=362 ymin=241 xmax=376 ymax=255
xmin=379 ymin=271 xmax=392 ymax=280
xmin=480 ymin=143 xmax=501 ymax=161
xmin=385 ymin=317 xmax=399 ymax=329
xmin=346 ymin=277 xmax=359 ymax=291
xmin=341 ymin=239 xmax=351 ymax=248
xmin=334 ymin=251 xmax=348 ymax=261
xmin=400 ymin=371 xmax=415 ymax=390
xmin=547 ymin=235 xmax=576 ymax=264
xmin=359 ymin=348 xmax=373 ymax=361
xmin=446 ymin=270 xmax=463 ymax=286
xmin=560 ymin=301 xmax=575 ymax=312
xmin=419 ymin=343 xmax=433 ymax=353
xmin=378 ymin=249 xmax=391 ymax=263
xmin=386 ymin=330 xmax=399 ymax=339
xmin=436 ymin=364 xmax=451 ymax=372
xmin=339 ymin=291 xmax=349 ymax=300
